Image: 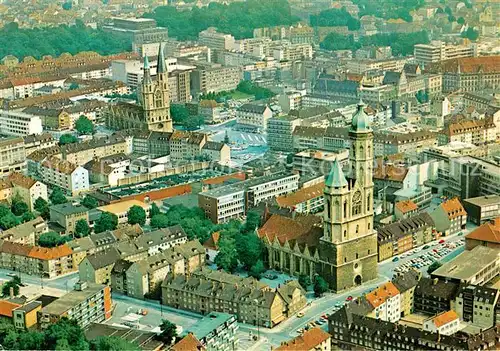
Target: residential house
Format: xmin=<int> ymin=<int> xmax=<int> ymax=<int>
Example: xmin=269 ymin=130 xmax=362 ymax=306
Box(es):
xmin=465 ymin=218 xmax=500 ymax=251
xmin=8 ymin=172 xmax=48 ymax=212
xmin=454 ymin=285 xmax=499 ymax=329
xmin=201 ymin=141 xmax=230 ymax=165
xmin=23 ymin=133 xmax=57 ymax=157
xmin=0 ymin=217 xmax=48 ymax=246
xmin=236 ymin=104 xmax=273 ymax=130
xmin=275 ymin=328 xmax=331 ymax=351
xmin=50 ymin=203 xmax=89 ymax=234
xmin=391 ymin=269 xmax=421 ymax=317
xmin=203 ymin=232 xmax=220 ymax=263
xmin=414 ymin=277 xmax=459 ymax=315
xmin=365 ymin=282 xmax=401 ymax=323
xmin=169 ymin=131 xmax=207 ymax=162
xmin=430 ymin=198 xmax=467 ymax=236
xmin=12 ymin=301 xmax=42 ymax=330
xmin=78 ymin=248 xmax=121 ymax=285
xmin=423 ymin=310 xmax=460 ymax=336
xmin=394 ymin=200 xmax=418 ymax=220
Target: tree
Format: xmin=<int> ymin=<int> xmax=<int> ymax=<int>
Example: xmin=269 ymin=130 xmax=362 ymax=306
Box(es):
xmin=21 ymin=211 xmax=36 ymax=223
xmin=68 ymin=82 xmax=79 ymax=90
xmin=313 ymin=275 xmax=328 ymax=297
xmin=461 ymin=27 xmax=479 ymax=41
xmin=62 ymin=2 xmax=72 ymax=10
xmin=59 ymin=134 xmax=79 ymax=145
xmin=38 ymin=231 xmax=69 ymax=248
xmin=43 ymin=318 xmax=89 ymax=350
xmin=0 ymin=213 xmax=19 ymax=230
xmin=75 ymin=115 xmax=94 ymax=135
xmin=427 ymin=261 xmax=442 ymax=274
xmin=1 ymin=279 xmax=20 ymax=297
xmin=90 ymin=336 xmax=140 ymax=351
xmin=243 ymin=210 xmax=261 ymax=233
xmin=150 ymin=203 xmax=161 ymax=217
xmin=75 ymin=219 xmax=90 ymax=238
xmin=158 ymin=320 xmax=177 ymax=345
xmin=151 ymin=214 xmax=169 ymax=228
xmin=184 ymin=115 xmax=205 ymax=130
xmin=49 ymin=187 xmax=68 ymax=205
xmin=127 ymin=205 xmax=146 ymax=226
xmin=11 ymin=195 xmax=29 ymax=216
xmin=82 ymin=195 xmax=98 ymax=209
xmin=298 ymin=274 xmax=311 ymax=290
xmin=0 ymin=204 xmax=10 ymax=218
xmin=170 ymin=104 xmax=189 ymax=125
xmin=94 ymin=211 xmax=118 ymax=233
xmin=457 ymin=17 xmax=465 ymax=25
xmin=236 ymin=232 xmax=263 ymax=269
xmin=248 ymin=259 xmax=265 ymax=279
xmin=215 ymin=234 xmax=238 ymax=272
xmin=34 ymin=197 xmax=49 ymax=219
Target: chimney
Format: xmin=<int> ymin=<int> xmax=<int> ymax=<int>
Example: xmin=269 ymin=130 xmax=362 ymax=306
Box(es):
xmin=9 ymin=286 xmax=14 ymax=298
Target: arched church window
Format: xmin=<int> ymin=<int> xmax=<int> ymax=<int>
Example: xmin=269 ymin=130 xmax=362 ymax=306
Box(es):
xmin=352 ymin=191 xmax=362 ymax=215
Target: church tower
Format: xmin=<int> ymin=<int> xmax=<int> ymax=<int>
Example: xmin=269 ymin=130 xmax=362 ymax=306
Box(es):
xmin=141 ymin=43 xmax=173 ymax=132
xmin=321 ymin=100 xmax=378 ymax=292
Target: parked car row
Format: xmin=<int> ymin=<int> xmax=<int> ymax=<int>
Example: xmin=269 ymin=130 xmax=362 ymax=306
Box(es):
xmin=296 ymin=302 xmax=346 ymax=334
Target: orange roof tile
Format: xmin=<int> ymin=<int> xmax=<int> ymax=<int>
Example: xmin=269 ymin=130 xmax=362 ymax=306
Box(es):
xmin=0 ymin=301 xmax=21 ymax=318
xmin=441 ymin=198 xmax=467 ymax=220
xmin=432 ymin=310 xmax=459 ymax=328
xmin=8 ymin=172 xmax=37 ymax=189
xmin=373 ymin=164 xmax=408 ymax=182
xmin=0 ymin=241 xmax=33 ymax=256
xmin=395 ymin=200 xmax=418 ymax=214
xmin=366 ymin=282 xmax=400 ymax=308
xmin=171 ymin=333 xmax=205 ymax=351
xmin=465 ymin=218 xmax=500 ymax=244
xmin=438 ymin=56 xmax=500 ymax=74
xmin=203 ymin=231 xmax=220 ymax=250
xmin=28 ymin=244 xmax=73 ymax=260
xmin=258 ymin=214 xmax=321 ymax=245
xmin=275 ymin=182 xmax=324 ymax=208
xmin=275 ymin=328 xmax=331 ymax=351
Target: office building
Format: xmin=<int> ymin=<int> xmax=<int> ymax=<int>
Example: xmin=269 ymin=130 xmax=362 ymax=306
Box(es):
xmin=463 ymin=195 xmax=500 ymax=225
xmin=0 ymin=110 xmax=43 ymax=136
xmin=190 ymin=63 xmax=242 ymax=95
xmin=414 ymin=41 xmax=475 ymax=65
xmin=183 ymin=312 xmax=238 ymax=351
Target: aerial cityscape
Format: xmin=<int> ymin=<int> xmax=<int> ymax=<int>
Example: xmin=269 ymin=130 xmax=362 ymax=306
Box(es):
xmin=0 ymin=0 xmax=498 ymax=350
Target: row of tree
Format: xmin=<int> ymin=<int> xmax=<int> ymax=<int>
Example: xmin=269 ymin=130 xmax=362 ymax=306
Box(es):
xmin=169 ymin=104 xmax=205 ymax=130
xmin=0 ymin=21 xmax=130 ymax=60
xmin=145 ymin=0 xmax=299 ymax=40
xmin=310 ymin=8 xmax=361 ymax=30
xmin=320 ymin=30 xmax=430 ymax=56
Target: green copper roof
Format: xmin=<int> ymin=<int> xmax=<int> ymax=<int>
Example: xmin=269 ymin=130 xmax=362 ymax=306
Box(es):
xmin=157 ymin=42 xmax=167 ymax=74
xmin=325 ymin=158 xmax=348 ymax=188
xmin=350 ymin=99 xmax=371 ymax=132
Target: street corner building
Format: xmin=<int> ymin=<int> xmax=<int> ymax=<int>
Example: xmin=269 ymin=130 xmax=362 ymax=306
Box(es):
xmin=259 ymin=101 xmax=378 ymax=292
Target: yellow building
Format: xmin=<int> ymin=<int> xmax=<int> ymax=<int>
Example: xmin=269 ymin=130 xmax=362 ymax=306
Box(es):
xmin=13 ymin=301 xmax=42 ymax=330
xmin=97 ymin=200 xmax=150 ymax=224
xmin=391 ymin=269 xmax=421 ymax=317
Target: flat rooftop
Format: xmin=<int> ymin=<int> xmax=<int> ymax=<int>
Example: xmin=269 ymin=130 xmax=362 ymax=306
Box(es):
xmin=42 ymin=283 xmax=105 ymax=316
xmin=432 ymin=246 xmax=500 ymax=281
xmin=184 ymin=312 xmax=234 ymax=340
xmin=464 ymin=195 xmax=500 ymax=206
xmin=85 ymin=323 xmax=163 ymax=350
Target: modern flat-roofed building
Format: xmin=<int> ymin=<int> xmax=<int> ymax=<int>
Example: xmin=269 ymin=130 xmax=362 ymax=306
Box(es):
xmin=38 ymin=281 xmax=112 ymax=329
xmin=0 ymin=110 xmax=43 ymax=136
xmin=183 ymin=312 xmax=239 ymax=351
xmin=463 ymin=195 xmax=500 ymax=225
xmin=431 ymin=245 xmax=499 ymax=285
xmin=190 ymin=63 xmax=242 ymax=94
xmin=293 ymin=149 xmax=349 ymax=176
xmin=0 ymin=137 xmax=26 ymax=175
xmin=414 ymin=41 xmax=475 ymax=65
xmin=454 ymin=284 xmax=499 ymax=329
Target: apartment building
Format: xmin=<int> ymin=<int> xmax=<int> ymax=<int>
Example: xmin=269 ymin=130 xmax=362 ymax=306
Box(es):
xmin=454 ymin=285 xmax=499 ymax=329
xmin=169 ymin=131 xmax=207 ymax=162
xmin=23 ymin=133 xmax=56 ymax=157
xmin=50 ymin=203 xmax=89 ymax=234
xmin=162 ymin=267 xmax=306 ymax=328
xmin=0 ymin=217 xmax=47 ymax=246
xmin=182 ymin=312 xmax=239 ymax=351
xmin=8 ymin=172 xmax=48 ymax=212
xmin=365 ymin=282 xmax=401 ymax=323
xmin=438 ymin=117 xmax=498 ymax=146
xmin=430 ymin=198 xmax=467 ymax=236
xmin=373 ymin=130 xmax=438 ymax=157
xmin=199 ymin=27 xmax=235 ymax=52
xmin=346 ymin=57 xmax=408 ymax=75
xmin=190 ymin=63 xmax=242 ymax=94
xmin=60 ymin=135 xmax=131 ymax=167
xmin=274 ymin=182 xmax=325 ymax=214
xmin=414 ymin=41 xmax=475 ymax=65
xmin=275 ymin=328 xmax=331 ymax=351
xmin=267 ymin=116 xmax=302 ymax=152
xmin=292 ymin=126 xmax=350 ymax=152
xmin=236 ymin=103 xmax=273 ymax=130
xmin=394 ymin=200 xmax=419 ymax=220
xmin=377 ymin=212 xmax=436 ymax=261
xmin=38 ymin=281 xmax=112 ymax=329
xmin=0 ymin=110 xmax=43 ymax=136
xmin=0 ymin=137 xmax=26 ymax=175
xmin=40 ymin=157 xmax=89 ymax=195
xmin=463 ymin=195 xmax=500 ymax=225
xmin=431 ymin=245 xmax=499 ymax=286
xmin=272 ymin=42 xmax=313 ymax=62
xmin=391 ymin=269 xmax=421 ymax=317
xmin=0 ymin=240 xmax=75 ymax=278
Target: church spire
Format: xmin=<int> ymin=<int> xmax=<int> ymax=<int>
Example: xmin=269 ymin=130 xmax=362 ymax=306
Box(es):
xmin=143 ymin=55 xmax=152 ymax=85
xmin=157 ymin=42 xmax=167 ymax=74
xmin=325 ymin=158 xmax=348 ymax=188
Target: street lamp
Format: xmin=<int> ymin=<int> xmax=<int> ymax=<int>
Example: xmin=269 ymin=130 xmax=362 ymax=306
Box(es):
xmin=253 ymin=299 xmax=260 ymax=340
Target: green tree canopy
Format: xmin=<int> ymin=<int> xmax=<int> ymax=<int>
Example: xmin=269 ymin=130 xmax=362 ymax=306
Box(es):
xmin=313 ymin=275 xmax=328 ymax=297
xmin=1 ymin=278 xmax=20 ymax=297
xmin=158 ymin=319 xmax=177 ymax=345
xmin=58 ymin=134 xmax=79 ymax=145
xmin=310 ymin=8 xmax=360 ymax=30
xmin=75 ymin=115 xmax=94 ymax=135
xmin=248 ymin=259 xmax=265 ymax=279
xmin=49 ymin=187 xmax=68 ymax=205
xmin=170 ymin=104 xmax=189 ymax=125
xmin=127 ymin=205 xmax=147 ymax=226
xmin=0 ymin=213 xmax=20 ymax=230
xmin=298 ymin=274 xmax=311 ymax=290
xmin=236 ymin=232 xmax=263 ymax=269
xmin=150 ymin=203 xmax=161 ymax=217
xmin=21 ymin=211 xmax=36 ymax=223
xmin=0 ymin=204 xmax=10 ymax=218
xmin=243 ymin=210 xmax=261 ymax=233
xmin=38 ymin=231 xmax=70 ymax=248
xmin=151 ymin=214 xmax=169 ymax=229
xmin=34 ymin=197 xmax=50 ymax=219
xmin=82 ymin=195 xmax=98 ymax=209
xmin=11 ymin=194 xmax=29 ymax=216
xmin=75 ymin=219 xmax=90 ymax=238
xmin=215 ymin=234 xmax=238 ymax=272
xmin=94 ymin=211 xmax=118 ymax=233
xmin=461 ymin=27 xmax=479 ymax=41
xmin=89 ymin=336 xmax=140 ymax=351
xmin=236 ymin=80 xmax=275 ymax=100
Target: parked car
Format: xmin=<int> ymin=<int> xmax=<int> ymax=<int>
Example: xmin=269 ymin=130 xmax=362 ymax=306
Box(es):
xmin=297 ymin=312 xmax=304 ymax=318
xmin=346 ymin=296 xmax=353 ymax=301
xmin=439 ymin=239 xmax=445 ymax=244
xmin=392 ymin=257 xmax=399 ymax=262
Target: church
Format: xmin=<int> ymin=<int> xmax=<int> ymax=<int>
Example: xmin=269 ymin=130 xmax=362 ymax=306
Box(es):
xmin=106 ymin=44 xmax=173 ymax=132
xmin=259 ymin=101 xmax=378 ymax=292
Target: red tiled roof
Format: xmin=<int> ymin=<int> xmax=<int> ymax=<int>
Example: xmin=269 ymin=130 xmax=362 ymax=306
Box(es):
xmin=28 ymin=244 xmax=73 ymax=260
xmin=171 ymin=333 xmax=205 ymax=351
xmin=203 ymin=231 xmax=220 ymax=250
xmin=366 ymin=282 xmax=400 ymax=308
xmin=395 ymin=200 xmax=418 ymax=214
xmin=441 ymin=198 xmax=467 ymax=220
xmin=432 ymin=310 xmax=459 ymax=328
xmin=275 ymin=182 xmax=324 ymax=208
xmin=258 ymin=214 xmax=321 ymax=245
xmin=0 ymin=301 xmax=21 ymax=318
xmin=465 ymin=218 xmax=500 ymax=244
xmin=275 ymin=328 xmax=331 ymax=351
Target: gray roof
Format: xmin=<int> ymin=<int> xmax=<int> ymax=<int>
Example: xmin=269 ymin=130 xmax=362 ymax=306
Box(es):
xmin=42 ymin=282 xmax=106 ymax=316
xmin=392 ymin=269 xmax=421 ymax=293
xmin=86 ymin=248 xmax=121 ymax=270
xmin=202 ymin=141 xmax=225 ymax=151
xmin=238 ymin=103 xmax=269 ymax=114
xmin=378 ymin=212 xmax=435 ymax=244
xmin=50 ymin=203 xmax=89 ymax=216
xmin=383 ymin=71 xmax=402 ymax=85
xmin=184 ymin=312 xmax=234 ymax=340
xmin=134 ymin=226 xmax=187 ymax=249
